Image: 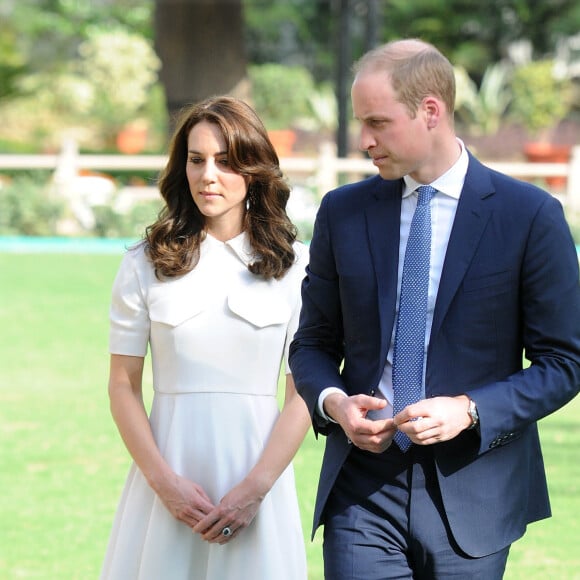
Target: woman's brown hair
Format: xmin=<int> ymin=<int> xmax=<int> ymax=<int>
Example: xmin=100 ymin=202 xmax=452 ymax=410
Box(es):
xmin=145 ymin=95 xmax=297 ymax=280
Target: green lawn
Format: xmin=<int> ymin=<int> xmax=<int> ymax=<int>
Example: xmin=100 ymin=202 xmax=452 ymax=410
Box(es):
xmin=0 ymin=252 xmax=578 ymax=579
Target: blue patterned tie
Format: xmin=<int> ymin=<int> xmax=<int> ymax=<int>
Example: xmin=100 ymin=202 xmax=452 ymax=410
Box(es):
xmin=393 ymin=185 xmax=437 ymax=452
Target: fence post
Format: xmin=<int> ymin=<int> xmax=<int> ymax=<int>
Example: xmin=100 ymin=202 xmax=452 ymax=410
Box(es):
xmin=51 ymin=138 xmax=95 ymax=230
xmin=315 ymin=141 xmax=338 ymax=199
xmin=52 ymin=137 xmax=79 ymax=188
xmin=567 ymin=145 xmax=580 ymax=213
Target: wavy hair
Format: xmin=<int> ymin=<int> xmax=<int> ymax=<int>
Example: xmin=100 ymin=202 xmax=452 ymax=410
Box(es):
xmin=145 ymin=96 xmax=297 ymax=280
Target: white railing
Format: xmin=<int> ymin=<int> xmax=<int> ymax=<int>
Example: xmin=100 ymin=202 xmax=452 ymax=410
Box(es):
xmin=1 ymin=140 xmax=579 ymax=211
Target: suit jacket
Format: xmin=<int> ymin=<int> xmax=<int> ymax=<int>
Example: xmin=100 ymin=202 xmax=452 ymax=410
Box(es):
xmin=289 ymin=152 xmax=580 ymax=557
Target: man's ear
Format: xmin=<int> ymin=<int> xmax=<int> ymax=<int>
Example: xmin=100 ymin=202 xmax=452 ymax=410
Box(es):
xmin=422 ymin=96 xmax=442 ymax=129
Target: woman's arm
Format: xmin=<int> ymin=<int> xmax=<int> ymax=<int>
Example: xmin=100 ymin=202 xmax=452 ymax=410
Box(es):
xmin=108 ymin=353 xmax=215 ymax=526
xmin=193 ymin=373 xmax=310 ymax=543
xmin=244 ymin=372 xmax=311 ymax=496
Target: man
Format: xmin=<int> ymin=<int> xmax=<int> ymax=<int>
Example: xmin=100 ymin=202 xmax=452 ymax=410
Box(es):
xmin=289 ymin=38 xmax=580 ymax=579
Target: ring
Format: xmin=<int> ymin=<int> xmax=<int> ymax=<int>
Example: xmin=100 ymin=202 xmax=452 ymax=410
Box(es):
xmin=221 ymin=526 xmax=232 ymax=537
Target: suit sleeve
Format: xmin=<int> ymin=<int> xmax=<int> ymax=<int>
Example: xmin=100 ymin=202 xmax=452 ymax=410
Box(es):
xmin=289 ymin=194 xmax=346 ymax=434
xmin=468 ymin=194 xmax=580 ymax=453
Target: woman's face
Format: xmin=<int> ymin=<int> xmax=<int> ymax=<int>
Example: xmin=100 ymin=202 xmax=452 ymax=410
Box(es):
xmin=186 ymin=120 xmax=249 ymax=237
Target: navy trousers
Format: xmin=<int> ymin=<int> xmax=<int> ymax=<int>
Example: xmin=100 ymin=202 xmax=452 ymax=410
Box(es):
xmin=322 ymin=445 xmax=509 ymax=580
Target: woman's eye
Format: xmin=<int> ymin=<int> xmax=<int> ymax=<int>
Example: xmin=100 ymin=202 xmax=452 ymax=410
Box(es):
xmin=189 ymin=156 xmax=203 ymax=164
xmin=217 ymin=157 xmax=230 ymax=166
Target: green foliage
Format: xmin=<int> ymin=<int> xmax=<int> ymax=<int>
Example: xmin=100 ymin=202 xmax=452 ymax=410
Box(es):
xmin=0 ymin=9 xmax=162 ymax=152
xmin=454 ymin=62 xmax=512 ymax=136
xmin=92 ymin=205 xmax=125 ymax=239
xmin=2 ymin=0 xmax=579 ymax=155
xmin=93 ymin=199 xmax=162 ymax=239
xmin=0 ymin=23 xmax=28 ymax=100
xmin=248 ymin=64 xmax=317 ymax=130
xmin=0 ymin=29 xmax=163 ymax=151
xmin=74 ymin=27 xmax=161 ymax=143
xmin=244 ymin=0 xmax=334 ymax=82
xmin=564 ymin=210 xmax=580 ymax=245
xmin=4 ymin=0 xmax=154 ymax=77
xmin=382 ymin=0 xmax=580 ymax=77
xmin=509 ymin=60 xmax=573 ymax=139
xmin=0 ymin=175 xmax=64 ymax=235
xmin=306 ymin=82 xmax=338 ymax=132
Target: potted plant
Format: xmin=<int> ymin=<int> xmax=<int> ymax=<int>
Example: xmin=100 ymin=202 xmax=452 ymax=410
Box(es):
xmin=248 ymin=63 xmax=317 ymax=156
xmin=454 ymin=62 xmax=512 ymax=137
xmin=509 ymin=59 xmax=573 ymax=186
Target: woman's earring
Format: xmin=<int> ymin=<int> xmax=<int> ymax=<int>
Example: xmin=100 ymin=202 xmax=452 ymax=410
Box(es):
xmin=246 ymin=196 xmax=251 ymax=211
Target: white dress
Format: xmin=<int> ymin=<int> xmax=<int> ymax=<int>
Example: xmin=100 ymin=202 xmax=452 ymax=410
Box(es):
xmin=101 ymin=233 xmax=309 ymax=580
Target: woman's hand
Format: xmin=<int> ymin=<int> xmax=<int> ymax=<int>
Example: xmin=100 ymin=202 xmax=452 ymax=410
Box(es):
xmin=152 ymin=472 xmax=216 ymax=529
xmin=192 ymin=374 xmax=310 ymax=544
xmin=108 ymin=355 xmax=216 ymax=529
xmin=192 ymin=477 xmax=264 ymax=544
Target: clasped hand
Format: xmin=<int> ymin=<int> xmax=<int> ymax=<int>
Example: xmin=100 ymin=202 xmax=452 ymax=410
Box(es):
xmin=192 ymin=478 xmax=263 ymax=544
xmin=154 ymin=472 xmax=261 ymax=544
xmin=327 ymin=393 xmax=471 ymax=452
xmin=325 ymin=393 xmax=395 ymax=453
xmin=394 ymin=395 xmax=472 ymax=445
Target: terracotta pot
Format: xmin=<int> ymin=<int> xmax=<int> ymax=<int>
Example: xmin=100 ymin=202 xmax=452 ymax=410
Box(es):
xmin=116 ymin=125 xmax=148 ymax=154
xmin=523 ymin=142 xmax=571 ymax=189
xmin=267 ymin=130 xmax=296 ymax=157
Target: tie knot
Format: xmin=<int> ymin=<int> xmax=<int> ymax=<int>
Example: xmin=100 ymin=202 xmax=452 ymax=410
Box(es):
xmin=416 ymin=185 xmax=437 ymax=206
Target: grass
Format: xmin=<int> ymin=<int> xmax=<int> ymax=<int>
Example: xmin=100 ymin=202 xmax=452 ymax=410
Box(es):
xmin=0 ymin=251 xmax=578 ymax=579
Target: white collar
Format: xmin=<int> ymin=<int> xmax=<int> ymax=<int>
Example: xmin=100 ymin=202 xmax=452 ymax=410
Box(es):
xmin=403 ymin=138 xmax=468 ymax=200
xmin=205 ymin=231 xmax=256 ymax=267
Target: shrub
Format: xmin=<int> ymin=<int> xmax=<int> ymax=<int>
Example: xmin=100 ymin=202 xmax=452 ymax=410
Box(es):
xmin=0 ymin=174 xmax=64 ymax=235
xmin=509 ymin=60 xmax=572 ymax=141
xmin=93 ymin=199 xmax=162 ymax=238
xmin=565 ymin=211 xmax=580 ymax=246
xmin=454 ymin=62 xmax=512 ymax=136
xmin=248 ymin=64 xmax=316 ymax=130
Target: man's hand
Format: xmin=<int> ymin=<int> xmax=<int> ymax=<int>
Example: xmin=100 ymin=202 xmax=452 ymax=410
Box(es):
xmin=324 ymin=393 xmax=396 ymax=453
xmin=393 ymin=395 xmax=472 ymax=445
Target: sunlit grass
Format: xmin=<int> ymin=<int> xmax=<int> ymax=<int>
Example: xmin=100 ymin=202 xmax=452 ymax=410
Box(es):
xmin=0 ymin=252 xmax=577 ymax=579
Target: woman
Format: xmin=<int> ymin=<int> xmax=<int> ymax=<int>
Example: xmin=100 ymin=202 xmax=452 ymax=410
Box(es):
xmin=101 ymin=96 xmax=310 ymax=579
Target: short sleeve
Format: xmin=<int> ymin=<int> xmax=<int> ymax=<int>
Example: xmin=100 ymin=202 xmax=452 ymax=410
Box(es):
xmin=109 ymin=249 xmax=150 ymax=357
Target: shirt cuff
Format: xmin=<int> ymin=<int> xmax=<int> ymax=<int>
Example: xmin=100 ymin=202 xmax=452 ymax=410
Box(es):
xmin=317 ymin=387 xmax=348 ymax=423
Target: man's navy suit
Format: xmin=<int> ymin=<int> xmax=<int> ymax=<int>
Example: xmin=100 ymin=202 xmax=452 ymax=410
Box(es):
xmin=289 ymin=153 xmax=580 ymax=558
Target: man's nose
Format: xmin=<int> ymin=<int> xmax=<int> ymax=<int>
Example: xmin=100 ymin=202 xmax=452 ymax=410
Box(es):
xmin=358 ymin=126 xmax=376 ymax=151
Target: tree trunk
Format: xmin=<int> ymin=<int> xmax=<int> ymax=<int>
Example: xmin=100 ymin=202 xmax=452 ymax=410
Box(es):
xmin=154 ymin=0 xmax=248 ymax=129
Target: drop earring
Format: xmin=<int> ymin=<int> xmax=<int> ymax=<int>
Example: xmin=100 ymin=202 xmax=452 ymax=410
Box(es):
xmin=246 ymin=186 xmax=254 ymax=211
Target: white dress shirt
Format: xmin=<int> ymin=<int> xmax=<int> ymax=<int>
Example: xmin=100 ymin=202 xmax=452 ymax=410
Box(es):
xmin=318 ymin=140 xmax=469 ymax=421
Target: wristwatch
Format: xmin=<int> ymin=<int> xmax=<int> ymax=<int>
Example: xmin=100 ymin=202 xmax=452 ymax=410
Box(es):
xmin=467 ymin=398 xmax=479 ymax=430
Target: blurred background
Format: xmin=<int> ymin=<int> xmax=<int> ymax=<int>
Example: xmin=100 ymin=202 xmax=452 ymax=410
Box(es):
xmin=0 ymin=2 xmax=579 ymax=579
xmin=0 ymin=0 xmax=579 ymax=242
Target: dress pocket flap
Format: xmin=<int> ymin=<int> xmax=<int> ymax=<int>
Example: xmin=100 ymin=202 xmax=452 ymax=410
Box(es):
xmin=149 ymin=294 xmax=205 ymax=327
xmin=227 ymin=285 xmax=291 ymax=328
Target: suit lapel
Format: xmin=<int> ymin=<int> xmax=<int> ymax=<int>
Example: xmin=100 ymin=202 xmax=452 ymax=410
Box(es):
xmin=431 ymin=157 xmax=494 ymax=340
xmin=365 ymin=179 xmax=403 ymax=358
xmin=358 ymin=162 xmax=495 ymax=357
